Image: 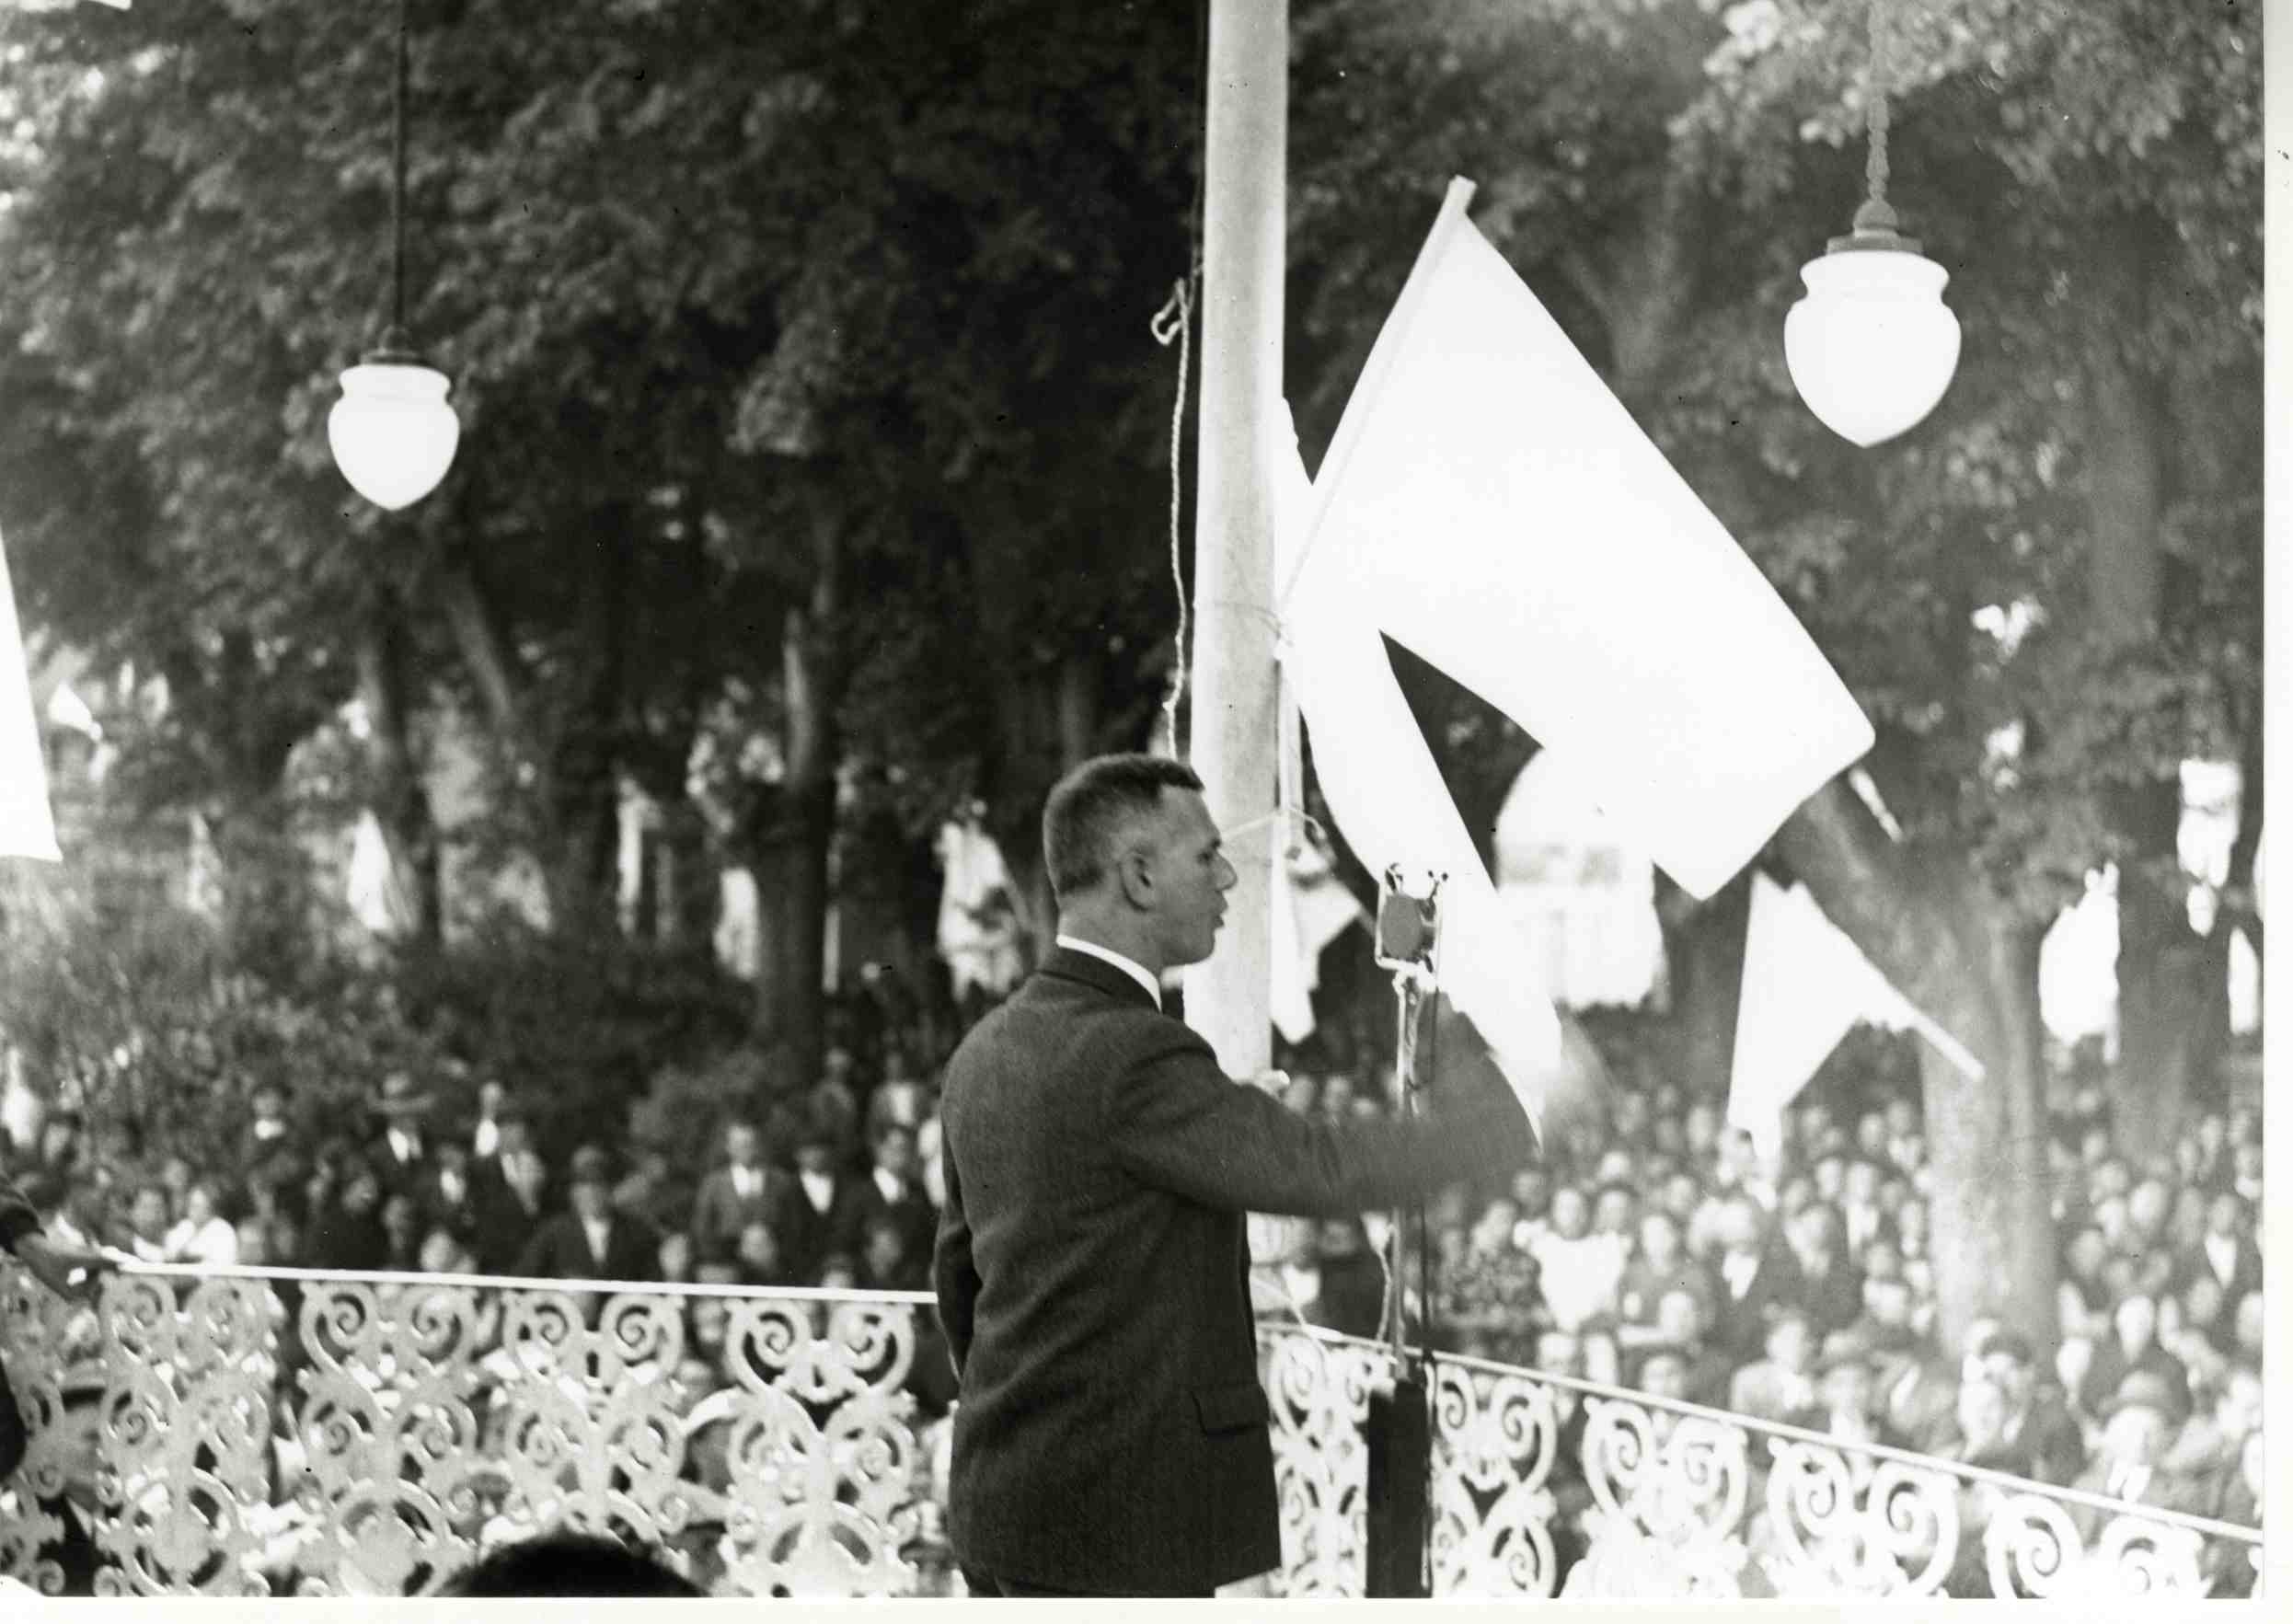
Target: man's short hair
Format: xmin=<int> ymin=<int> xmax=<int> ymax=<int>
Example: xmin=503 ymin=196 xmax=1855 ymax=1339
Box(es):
xmin=1041 ymin=754 xmax=1204 ymax=903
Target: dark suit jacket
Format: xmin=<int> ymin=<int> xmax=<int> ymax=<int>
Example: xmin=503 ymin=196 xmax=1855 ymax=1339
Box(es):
xmin=516 ymin=1210 xmax=663 ymax=1283
xmin=2067 ymin=1458 xmax=2188 ymax=1548
xmin=783 ymin=1173 xmax=866 ymax=1282
xmin=1710 ymin=1244 xmax=1805 ymax=1365
xmin=2177 ymin=1236 xmax=2262 ymax=1310
xmin=467 ymin=1157 xmax=552 ymax=1274
xmin=847 ymin=1170 xmax=938 ymax=1271
xmin=1 ymin=1166 xmax=40 ymax=1480
xmin=688 ymin=1166 xmax=801 ymax=1261
xmin=932 ymin=947 xmax=1530 ymax=1595
xmin=367 ymin=1132 xmax=434 ymax=1197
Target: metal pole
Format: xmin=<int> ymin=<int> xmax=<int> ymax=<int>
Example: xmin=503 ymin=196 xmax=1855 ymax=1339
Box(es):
xmin=1181 ymin=0 xmax=1286 ymax=1078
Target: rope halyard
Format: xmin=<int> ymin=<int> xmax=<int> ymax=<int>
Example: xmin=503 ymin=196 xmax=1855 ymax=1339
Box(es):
xmin=1151 ymin=275 xmax=1194 ymax=756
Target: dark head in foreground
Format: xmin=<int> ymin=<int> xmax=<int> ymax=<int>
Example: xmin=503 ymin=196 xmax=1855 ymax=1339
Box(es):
xmin=440 ymin=1530 xmax=704 ymax=1596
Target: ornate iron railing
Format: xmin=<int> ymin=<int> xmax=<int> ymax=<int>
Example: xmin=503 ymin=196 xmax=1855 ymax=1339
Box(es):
xmin=1258 ymin=1324 xmax=2264 ymax=1600
xmin=0 ymin=1262 xmax=951 ymax=1596
xmin=0 ymin=1266 xmax=2263 ymax=1597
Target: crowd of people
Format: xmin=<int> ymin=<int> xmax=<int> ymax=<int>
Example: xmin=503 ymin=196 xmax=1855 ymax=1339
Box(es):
xmin=0 ymin=1008 xmax=2265 ymax=1595
xmin=1257 ymin=1057 xmax=2264 ymax=1595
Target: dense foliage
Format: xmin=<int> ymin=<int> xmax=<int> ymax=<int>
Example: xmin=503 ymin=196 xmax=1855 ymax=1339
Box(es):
xmin=0 ymin=1 xmax=2259 ymax=1340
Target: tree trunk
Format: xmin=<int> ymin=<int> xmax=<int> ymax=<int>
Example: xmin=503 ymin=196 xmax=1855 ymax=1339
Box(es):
xmin=1914 ymin=904 xmax=2057 ymax=1357
xmin=198 ymin=630 xmax=319 ymax=974
xmin=1653 ymin=868 xmax=1750 ymax=1100
xmin=748 ymin=501 xmax=844 ymax=1088
xmin=354 ymin=604 xmax=442 ymax=949
xmin=2082 ymin=310 xmax=2218 ymax=1144
xmin=207 ymin=792 xmax=306 ymax=976
xmin=1778 ymin=780 xmax=2058 ymax=1353
xmin=2114 ymin=837 xmax=2230 ymax=1148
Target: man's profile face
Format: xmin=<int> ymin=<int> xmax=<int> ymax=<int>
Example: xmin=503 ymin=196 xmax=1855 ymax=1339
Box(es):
xmin=1136 ymin=789 xmax=1235 ymax=969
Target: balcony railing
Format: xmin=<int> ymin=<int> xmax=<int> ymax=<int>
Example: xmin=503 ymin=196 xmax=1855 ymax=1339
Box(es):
xmin=1258 ymin=1323 xmax=2264 ymax=1600
xmin=0 ymin=1265 xmax=2264 ymax=1597
xmin=0 ymin=1261 xmax=952 ymax=1596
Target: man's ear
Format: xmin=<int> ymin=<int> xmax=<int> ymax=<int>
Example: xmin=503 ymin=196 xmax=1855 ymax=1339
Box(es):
xmin=1114 ymin=844 xmax=1158 ymax=911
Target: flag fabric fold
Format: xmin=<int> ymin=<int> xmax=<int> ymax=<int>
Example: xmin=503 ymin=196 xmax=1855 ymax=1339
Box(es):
xmin=0 ymin=526 xmax=61 ymax=863
xmin=1728 ymin=873 xmax=1984 ymax=1161
xmin=1282 ymin=178 xmax=1872 ymax=903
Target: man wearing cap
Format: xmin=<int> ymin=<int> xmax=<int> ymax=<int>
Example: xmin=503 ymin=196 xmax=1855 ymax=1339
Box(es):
xmin=1976 ymin=1329 xmax=2083 ymax=1487
xmin=1 ymin=1165 xmax=111 ymax=1484
xmin=783 ymin=1116 xmax=862 ymax=1284
xmin=933 ymin=754 xmax=1545 ymax=1598
xmin=2068 ymin=1369 xmax=2193 ymax=1543
xmin=241 ymin=1080 xmax=294 ymax=1167
xmin=368 ymin=1071 xmax=437 ymax=1198
xmin=516 ymin=1146 xmax=660 ymax=1284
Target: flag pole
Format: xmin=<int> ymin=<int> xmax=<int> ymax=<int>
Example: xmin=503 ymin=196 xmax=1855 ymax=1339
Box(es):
xmin=1183 ymin=0 xmax=1286 ymax=1080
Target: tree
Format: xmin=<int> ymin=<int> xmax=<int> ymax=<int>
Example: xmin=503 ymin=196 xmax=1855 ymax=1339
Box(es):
xmin=1281 ymin=0 xmax=2257 ymax=1350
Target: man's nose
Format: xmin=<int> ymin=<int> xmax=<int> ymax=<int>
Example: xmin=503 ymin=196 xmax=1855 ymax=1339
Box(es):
xmin=1216 ymin=857 xmax=1238 ymax=892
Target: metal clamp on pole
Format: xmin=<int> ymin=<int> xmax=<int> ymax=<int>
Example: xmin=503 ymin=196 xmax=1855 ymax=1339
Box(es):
xmin=1365 ymin=865 xmax=1444 ymax=1598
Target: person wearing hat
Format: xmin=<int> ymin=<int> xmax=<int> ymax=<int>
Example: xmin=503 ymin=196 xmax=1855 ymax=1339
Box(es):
xmin=367 ymin=1071 xmax=437 ymax=1199
xmin=2066 ymin=1368 xmax=2194 ymax=1543
xmin=1 ymin=1165 xmax=112 ymax=1485
xmin=242 ymin=1080 xmax=294 ymax=1167
xmin=783 ymin=1112 xmax=863 ymax=1284
xmin=1976 ymin=1328 xmax=2083 ymax=1487
xmin=515 ymin=1145 xmax=660 ymax=1284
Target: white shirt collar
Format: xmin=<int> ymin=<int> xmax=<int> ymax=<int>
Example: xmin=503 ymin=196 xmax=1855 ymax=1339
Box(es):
xmin=1054 ymin=934 xmax=1162 ymax=1009
xmin=873 ymin=1166 xmax=904 ymax=1204
xmin=2206 ymin=1230 xmax=2238 ymax=1277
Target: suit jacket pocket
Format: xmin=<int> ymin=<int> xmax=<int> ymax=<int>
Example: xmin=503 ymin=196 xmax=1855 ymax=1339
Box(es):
xmin=1193 ymin=1381 xmax=1270 ymax=1434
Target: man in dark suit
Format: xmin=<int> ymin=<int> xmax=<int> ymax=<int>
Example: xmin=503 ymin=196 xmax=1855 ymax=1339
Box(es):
xmin=516 ymin=1146 xmax=662 ymax=1283
xmin=933 ymin=754 xmax=1541 ymax=1597
xmin=783 ymin=1117 xmax=864 ymax=1284
xmin=2067 ymin=1369 xmax=2194 ymax=1547
xmin=367 ymin=1071 xmax=437 ymax=1200
xmin=2181 ymin=1192 xmax=2262 ymax=1308
xmin=688 ymin=1120 xmax=799 ymax=1266
xmin=847 ymin=1121 xmax=936 ymax=1269
xmin=1707 ymin=1194 xmax=1804 ymax=1365
xmin=468 ymin=1105 xmax=551 ymax=1273
xmin=2 ymin=1167 xmax=111 ymax=1482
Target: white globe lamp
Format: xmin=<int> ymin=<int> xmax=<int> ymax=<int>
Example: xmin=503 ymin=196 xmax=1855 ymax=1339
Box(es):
xmin=1784 ymin=0 xmax=1961 ymax=447
xmin=329 ymin=345 xmax=460 ymax=511
xmin=329 ymin=0 xmax=460 ymax=511
xmin=1785 ymin=203 xmax=1961 ymax=447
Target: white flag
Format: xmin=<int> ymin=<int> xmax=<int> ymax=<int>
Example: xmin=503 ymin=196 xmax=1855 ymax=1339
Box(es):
xmin=1729 ymin=873 xmax=1983 ymax=1160
xmin=0 ymin=525 xmax=61 ymax=863
xmin=1268 ymin=402 xmax=1564 ymax=1109
xmin=1283 ymin=179 xmax=1872 ymax=902
xmin=1284 ymin=599 xmax=1566 ymax=1111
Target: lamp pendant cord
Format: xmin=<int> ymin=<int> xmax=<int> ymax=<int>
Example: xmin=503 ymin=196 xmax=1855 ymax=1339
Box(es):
xmin=1864 ymin=0 xmax=1889 ymax=210
xmin=390 ymin=0 xmax=410 ymax=338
